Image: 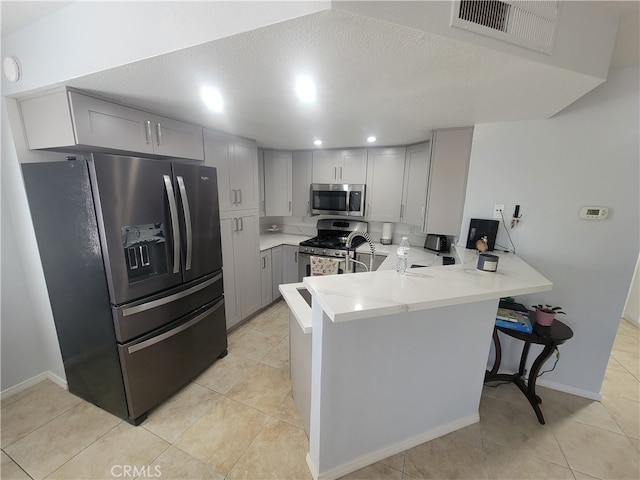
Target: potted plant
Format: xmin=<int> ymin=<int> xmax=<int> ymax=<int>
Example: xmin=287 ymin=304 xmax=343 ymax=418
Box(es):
xmin=532 ymin=304 xmax=566 ymax=326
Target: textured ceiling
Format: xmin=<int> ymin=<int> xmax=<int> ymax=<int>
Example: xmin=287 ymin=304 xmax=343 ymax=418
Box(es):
xmin=3 ymin=2 xmax=638 ymax=150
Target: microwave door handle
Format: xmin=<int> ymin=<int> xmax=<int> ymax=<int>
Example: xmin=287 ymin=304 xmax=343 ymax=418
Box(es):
xmin=163 ymin=175 xmax=181 ymax=274
xmin=176 ymin=176 xmax=192 ymax=271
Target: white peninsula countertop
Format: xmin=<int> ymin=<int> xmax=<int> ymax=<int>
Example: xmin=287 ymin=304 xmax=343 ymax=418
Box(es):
xmin=285 ymin=244 xmax=554 ymax=480
xmin=303 ymin=245 xmax=552 ymax=323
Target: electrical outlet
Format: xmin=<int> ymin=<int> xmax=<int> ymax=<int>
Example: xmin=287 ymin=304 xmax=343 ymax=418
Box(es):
xmin=493 ymin=204 xmax=504 ymax=219
xmin=408 ymin=226 xmax=415 ymax=235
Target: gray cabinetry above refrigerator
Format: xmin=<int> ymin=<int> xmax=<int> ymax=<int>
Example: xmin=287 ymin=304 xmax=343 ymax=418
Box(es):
xmin=19 ymin=89 xmax=204 ymax=160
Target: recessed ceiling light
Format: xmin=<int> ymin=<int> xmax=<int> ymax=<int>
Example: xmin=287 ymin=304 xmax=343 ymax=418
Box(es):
xmin=367 ymin=136 xmax=377 ymax=143
xmin=314 ymin=139 xmax=323 ymax=146
xmin=201 ymin=86 xmax=223 ymax=113
xmin=295 ymin=76 xmax=316 ymax=103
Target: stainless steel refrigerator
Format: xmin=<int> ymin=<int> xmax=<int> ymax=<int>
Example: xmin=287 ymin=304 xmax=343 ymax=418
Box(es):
xmin=22 ymin=154 xmax=227 ymax=424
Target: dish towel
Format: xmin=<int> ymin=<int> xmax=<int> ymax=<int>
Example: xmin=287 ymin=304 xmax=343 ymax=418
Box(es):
xmin=310 ymin=256 xmax=340 ymax=276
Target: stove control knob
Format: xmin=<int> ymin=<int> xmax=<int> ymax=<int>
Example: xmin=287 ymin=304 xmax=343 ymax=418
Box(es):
xmin=322 ymin=249 xmax=327 ymax=255
xmin=310 ymin=248 xmax=315 ymax=253
xmin=340 ymin=251 xmax=346 ymax=257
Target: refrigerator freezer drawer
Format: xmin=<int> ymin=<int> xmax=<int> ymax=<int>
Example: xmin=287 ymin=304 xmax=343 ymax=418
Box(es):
xmin=112 ymin=271 xmax=223 ymax=343
xmin=118 ymin=297 xmax=227 ymax=421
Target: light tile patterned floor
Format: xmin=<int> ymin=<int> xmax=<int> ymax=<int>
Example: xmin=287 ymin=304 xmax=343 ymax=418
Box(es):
xmin=1 ymin=301 xmax=638 ymax=479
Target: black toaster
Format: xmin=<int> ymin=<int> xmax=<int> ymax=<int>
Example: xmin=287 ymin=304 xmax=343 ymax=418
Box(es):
xmin=424 ymin=234 xmax=449 ymax=253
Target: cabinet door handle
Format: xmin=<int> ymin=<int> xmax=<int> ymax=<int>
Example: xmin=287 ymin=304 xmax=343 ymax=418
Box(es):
xmin=239 ymin=217 xmax=244 ymax=231
xmin=334 ymin=166 xmax=337 ymax=181
xmin=339 ymin=166 xmax=343 ymax=181
xmin=262 ymin=257 xmax=266 ymax=269
xmin=306 ymin=201 xmax=310 ymax=215
xmin=231 ymin=189 xmax=237 ymax=205
xmin=237 ymin=189 xmax=242 ymax=205
xmin=156 ymin=122 xmax=162 ymax=146
xmin=400 ymin=204 xmax=404 ymax=219
xmin=294 ymin=251 xmax=298 ymax=263
xmin=289 ymin=200 xmax=292 ymax=213
xmin=145 ymin=121 xmax=152 ymax=144
xmin=233 ymin=218 xmax=238 ymax=232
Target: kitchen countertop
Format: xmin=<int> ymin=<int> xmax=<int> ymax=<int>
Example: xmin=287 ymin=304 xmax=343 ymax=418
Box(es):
xmin=259 ymin=232 xmax=312 ymax=251
xmin=303 ymin=245 xmax=552 ymax=323
xmin=356 ymin=241 xmax=457 ymax=268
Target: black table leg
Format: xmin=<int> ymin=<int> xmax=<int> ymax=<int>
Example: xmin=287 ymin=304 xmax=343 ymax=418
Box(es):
xmin=486 ymin=327 xmax=502 ymax=378
xmin=523 ymin=343 xmax=557 ymax=424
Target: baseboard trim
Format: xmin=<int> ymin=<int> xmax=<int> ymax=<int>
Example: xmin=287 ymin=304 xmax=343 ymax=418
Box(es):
xmin=306 ymin=414 xmax=479 ymax=480
xmin=1 ymin=371 xmax=67 ymax=401
xmin=535 ymin=378 xmax=601 ymax=401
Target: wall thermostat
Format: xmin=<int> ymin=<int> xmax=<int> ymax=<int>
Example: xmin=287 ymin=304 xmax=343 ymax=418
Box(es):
xmin=580 ymin=206 xmax=609 ymax=220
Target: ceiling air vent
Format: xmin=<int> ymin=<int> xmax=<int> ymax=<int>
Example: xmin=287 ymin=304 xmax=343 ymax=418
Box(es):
xmin=451 ymin=0 xmax=559 ymax=55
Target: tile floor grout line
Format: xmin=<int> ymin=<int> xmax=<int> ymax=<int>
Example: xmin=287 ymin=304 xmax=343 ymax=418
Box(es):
xmin=1 ymin=395 xmax=83 ymax=450
xmin=36 ymin=419 xmax=124 ymax=480
xmin=2 ymin=447 xmax=35 ymax=480
xmin=222 ymin=410 xmax=272 ymax=479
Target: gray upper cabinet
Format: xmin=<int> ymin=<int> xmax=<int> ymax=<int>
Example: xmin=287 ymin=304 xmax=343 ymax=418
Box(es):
xmin=312 ymin=149 xmax=367 ymax=184
xmin=425 ymin=128 xmax=474 ymax=236
xmin=19 ymin=89 xmax=204 ymax=160
xmin=292 ymin=151 xmax=312 ymax=217
xmin=365 ymin=147 xmax=406 ymax=222
xmin=264 ymin=150 xmax=293 ymax=216
xmin=203 ymin=129 xmax=259 ymax=212
xmin=401 ymin=142 xmax=431 ymax=228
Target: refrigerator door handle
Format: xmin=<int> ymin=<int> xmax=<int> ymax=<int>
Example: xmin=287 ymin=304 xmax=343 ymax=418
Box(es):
xmin=176 ymin=176 xmax=193 ymax=271
xmin=122 ymin=272 xmax=222 ymax=316
xmin=127 ymin=297 xmax=225 ymax=354
xmin=163 ymin=175 xmax=181 ymax=274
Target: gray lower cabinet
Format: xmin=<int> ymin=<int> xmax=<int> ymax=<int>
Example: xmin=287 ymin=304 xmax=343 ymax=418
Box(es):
xmin=260 ymin=246 xmax=284 ymax=308
xmin=260 ymin=249 xmax=273 ymax=308
xmin=271 ymin=246 xmax=283 ymax=301
xmin=282 ymin=245 xmax=300 ymax=284
xmin=220 ymin=210 xmax=261 ymax=330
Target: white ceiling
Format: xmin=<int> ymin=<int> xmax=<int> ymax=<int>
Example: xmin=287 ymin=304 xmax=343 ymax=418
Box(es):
xmin=2 ymin=1 xmax=639 ymax=150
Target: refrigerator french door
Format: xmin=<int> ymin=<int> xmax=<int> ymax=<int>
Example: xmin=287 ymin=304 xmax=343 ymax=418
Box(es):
xmin=22 ymin=154 xmax=227 ymax=425
xmin=89 ymin=154 xmax=223 ymax=304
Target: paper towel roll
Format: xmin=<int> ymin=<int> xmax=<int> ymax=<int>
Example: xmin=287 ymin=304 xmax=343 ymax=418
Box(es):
xmin=381 ymin=223 xmax=393 ymax=244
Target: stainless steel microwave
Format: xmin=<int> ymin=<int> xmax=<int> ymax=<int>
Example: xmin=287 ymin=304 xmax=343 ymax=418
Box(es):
xmin=310 ymin=184 xmax=366 ymax=217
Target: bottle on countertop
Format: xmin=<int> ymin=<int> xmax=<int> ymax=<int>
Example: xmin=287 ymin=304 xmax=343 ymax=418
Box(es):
xmin=396 ymin=236 xmax=411 ymax=275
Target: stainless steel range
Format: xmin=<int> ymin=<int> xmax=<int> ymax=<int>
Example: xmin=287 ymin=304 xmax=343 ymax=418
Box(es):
xmin=298 ymin=219 xmax=368 ymax=280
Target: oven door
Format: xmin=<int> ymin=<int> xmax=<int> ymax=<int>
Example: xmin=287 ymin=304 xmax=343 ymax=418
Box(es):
xmin=298 ymin=252 xmax=352 ymax=281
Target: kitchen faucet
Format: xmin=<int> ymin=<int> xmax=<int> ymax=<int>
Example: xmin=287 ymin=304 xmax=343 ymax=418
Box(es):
xmin=345 ymin=231 xmax=376 ymax=272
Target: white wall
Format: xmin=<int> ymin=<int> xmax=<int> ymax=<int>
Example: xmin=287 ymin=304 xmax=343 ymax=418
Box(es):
xmin=460 ymin=66 xmax=639 ymax=397
xmin=0 ymin=185 xmax=50 ymax=390
xmin=1 ymin=99 xmax=66 ymax=393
